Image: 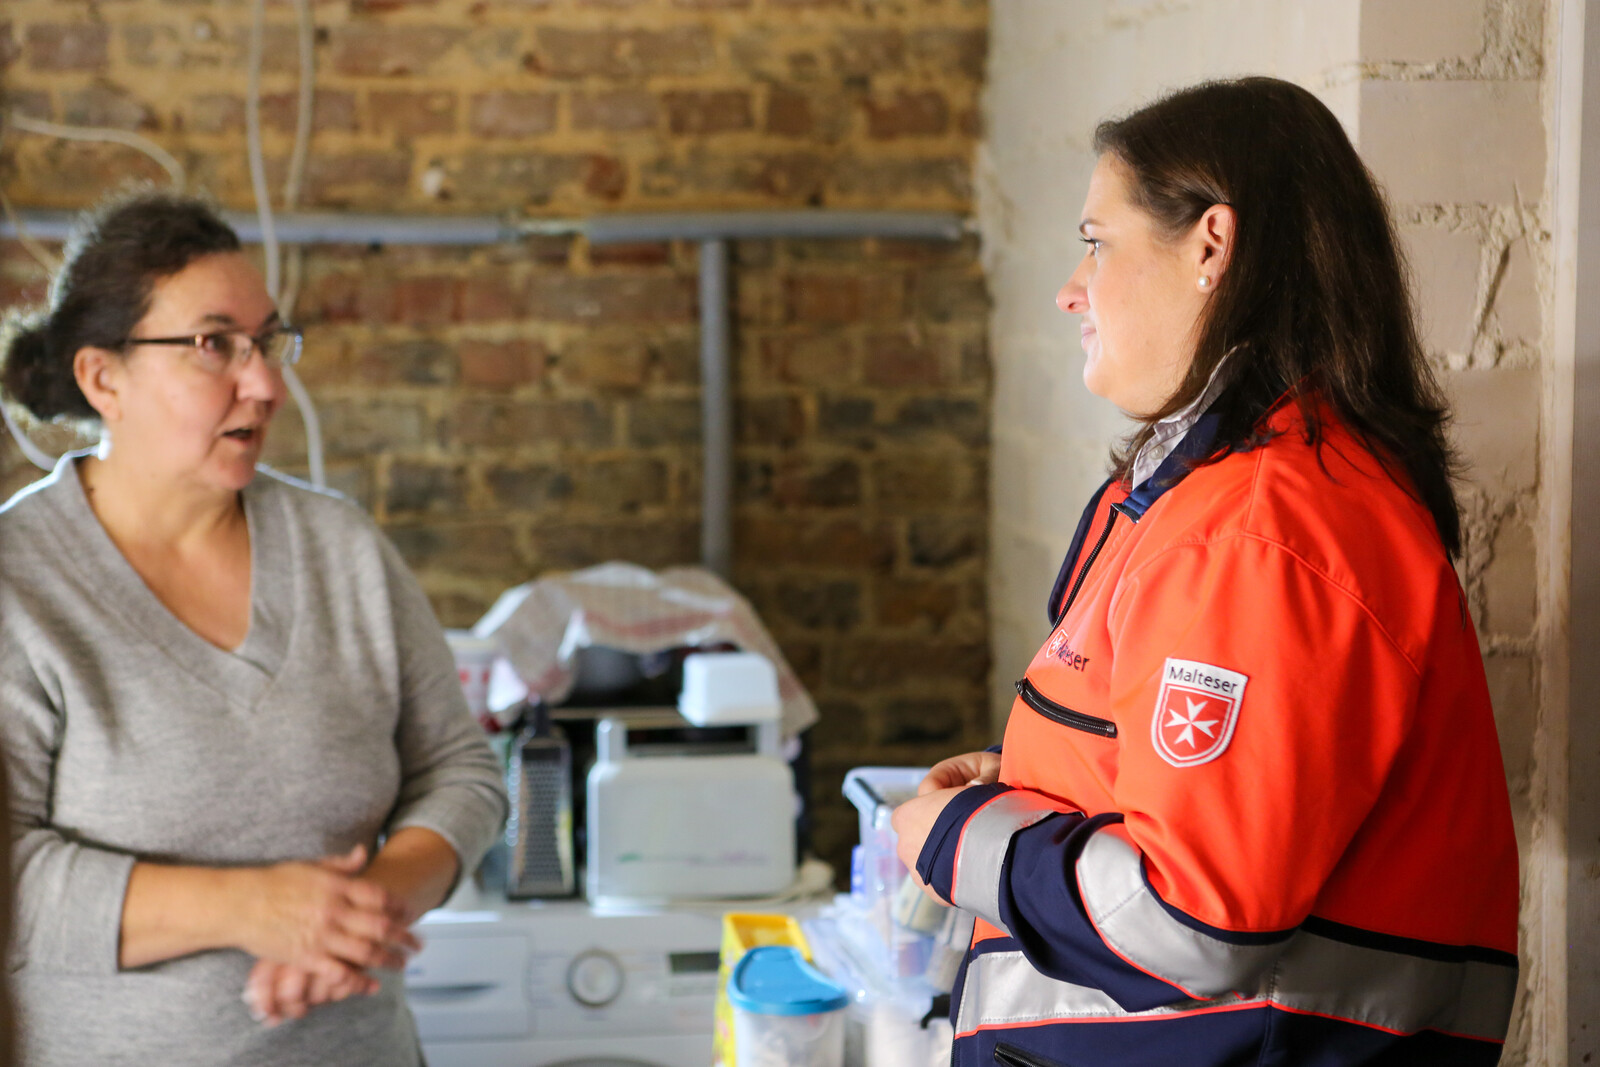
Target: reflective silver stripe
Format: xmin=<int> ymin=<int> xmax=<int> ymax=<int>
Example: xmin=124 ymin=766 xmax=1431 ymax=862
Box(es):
xmin=955 ymin=949 xmax=1255 ymax=1034
xmin=1079 ymin=829 xmax=1282 ymax=995
xmin=949 ymin=792 xmax=1072 ymax=933
xmin=1270 ymin=932 xmax=1517 ymax=1041
xmin=956 ymin=938 xmax=1515 ymax=1043
xmin=961 ymin=826 xmax=1520 ymax=1042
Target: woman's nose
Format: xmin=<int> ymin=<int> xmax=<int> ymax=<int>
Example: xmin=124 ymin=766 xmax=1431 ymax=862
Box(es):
xmin=1057 ymin=261 xmax=1090 ymax=314
xmin=235 ymin=351 xmax=286 ymax=404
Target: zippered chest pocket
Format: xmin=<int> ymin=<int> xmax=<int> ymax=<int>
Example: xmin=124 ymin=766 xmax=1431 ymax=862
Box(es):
xmin=1015 ymin=677 xmax=1117 ymax=738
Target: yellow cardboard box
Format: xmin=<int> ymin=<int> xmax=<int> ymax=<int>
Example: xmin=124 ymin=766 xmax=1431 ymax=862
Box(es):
xmin=712 ymin=912 xmax=812 ymax=1067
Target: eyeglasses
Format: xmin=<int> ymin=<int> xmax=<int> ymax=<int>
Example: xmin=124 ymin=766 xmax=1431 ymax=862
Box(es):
xmin=122 ymin=325 xmax=304 ymax=375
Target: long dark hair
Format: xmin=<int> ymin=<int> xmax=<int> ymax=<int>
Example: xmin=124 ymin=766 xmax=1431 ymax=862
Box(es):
xmin=0 ymin=188 xmax=241 ymax=424
xmin=1094 ymin=77 xmax=1463 ymax=558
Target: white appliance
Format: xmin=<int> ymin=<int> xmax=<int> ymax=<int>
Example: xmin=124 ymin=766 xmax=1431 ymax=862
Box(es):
xmin=406 ymin=887 xmax=724 ymax=1067
xmin=587 ymin=653 xmax=796 ymax=905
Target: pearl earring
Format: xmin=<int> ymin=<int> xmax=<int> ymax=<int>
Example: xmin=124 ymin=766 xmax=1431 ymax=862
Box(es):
xmin=1198 ymin=276 xmax=1211 ymax=290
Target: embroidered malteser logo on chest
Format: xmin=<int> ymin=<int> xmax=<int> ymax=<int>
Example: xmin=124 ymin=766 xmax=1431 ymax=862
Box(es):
xmin=1044 ymin=628 xmax=1091 ymax=672
xmin=1153 ymin=658 xmax=1248 ymax=767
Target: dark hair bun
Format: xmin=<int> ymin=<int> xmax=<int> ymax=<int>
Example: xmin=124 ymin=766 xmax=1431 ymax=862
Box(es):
xmin=0 ymin=309 xmax=95 ymax=423
xmin=0 ymin=188 xmax=242 ymax=426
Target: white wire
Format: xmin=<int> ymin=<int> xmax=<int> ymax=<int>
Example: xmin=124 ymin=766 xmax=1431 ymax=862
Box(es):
xmin=0 ymin=401 xmax=61 ymax=471
xmin=284 ymin=0 xmax=315 ymax=212
xmin=245 ymin=0 xmax=280 ymax=301
xmin=279 ymin=364 xmax=324 ymax=484
xmin=7 ymin=112 xmax=185 ymax=190
xmin=2 ymin=8 xmax=324 ymax=481
xmin=284 ymin=0 xmax=324 ymax=489
xmin=247 ymin=0 xmax=326 ymax=487
xmin=0 ymin=112 xmax=188 ymax=470
xmin=0 ymin=183 xmax=60 ymax=272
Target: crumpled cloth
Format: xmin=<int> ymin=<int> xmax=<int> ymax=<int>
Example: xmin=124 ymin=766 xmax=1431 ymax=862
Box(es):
xmin=475 ymin=561 xmax=818 ymax=738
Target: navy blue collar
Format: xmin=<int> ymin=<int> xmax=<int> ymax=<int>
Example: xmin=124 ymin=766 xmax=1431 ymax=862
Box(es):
xmin=1044 ymin=408 xmax=1225 ymax=625
xmin=1116 ymin=407 xmax=1225 ymax=522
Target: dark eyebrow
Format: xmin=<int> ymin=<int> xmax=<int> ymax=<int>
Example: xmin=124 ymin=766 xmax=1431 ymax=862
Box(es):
xmin=192 ymin=310 xmax=282 ymax=332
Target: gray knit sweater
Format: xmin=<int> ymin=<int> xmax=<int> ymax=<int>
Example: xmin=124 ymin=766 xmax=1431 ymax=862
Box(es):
xmin=0 ymin=455 xmax=507 ymax=1066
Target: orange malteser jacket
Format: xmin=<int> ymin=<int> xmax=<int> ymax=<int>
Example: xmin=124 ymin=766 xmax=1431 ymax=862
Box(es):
xmin=916 ymin=402 xmax=1519 ymax=1067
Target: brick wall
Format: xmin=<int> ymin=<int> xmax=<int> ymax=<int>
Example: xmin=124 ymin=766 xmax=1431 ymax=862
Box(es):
xmin=0 ymin=0 xmax=993 ymax=879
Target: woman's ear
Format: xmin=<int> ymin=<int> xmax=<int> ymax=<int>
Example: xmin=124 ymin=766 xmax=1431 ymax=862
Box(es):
xmin=73 ymin=347 xmax=125 ymax=426
xmin=1197 ymin=203 xmax=1237 ymax=281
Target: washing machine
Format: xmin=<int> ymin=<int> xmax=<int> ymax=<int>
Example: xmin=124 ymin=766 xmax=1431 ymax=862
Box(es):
xmin=406 ymin=887 xmax=723 ymax=1067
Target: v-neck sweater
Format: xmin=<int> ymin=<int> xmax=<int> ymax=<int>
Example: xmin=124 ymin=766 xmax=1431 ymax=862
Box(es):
xmin=0 ymin=454 xmax=507 ymax=1066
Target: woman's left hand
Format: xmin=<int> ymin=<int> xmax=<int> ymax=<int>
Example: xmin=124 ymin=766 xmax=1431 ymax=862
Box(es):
xmin=891 ymin=786 xmax=967 ymax=900
xmin=243 ymin=958 xmax=378 ymax=1026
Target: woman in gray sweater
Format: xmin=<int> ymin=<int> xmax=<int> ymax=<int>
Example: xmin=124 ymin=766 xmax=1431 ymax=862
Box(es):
xmin=0 ymin=191 xmax=507 ymax=1065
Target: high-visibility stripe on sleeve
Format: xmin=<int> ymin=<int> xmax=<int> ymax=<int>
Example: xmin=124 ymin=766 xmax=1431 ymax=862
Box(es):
xmin=954 ymin=934 xmax=1516 ymax=1044
xmin=1077 ymin=827 xmax=1287 ymax=997
xmin=1270 ymin=929 xmax=1517 ymax=1041
xmin=950 ymin=791 xmax=1073 ymax=934
xmin=955 ymin=948 xmax=1250 ymax=1035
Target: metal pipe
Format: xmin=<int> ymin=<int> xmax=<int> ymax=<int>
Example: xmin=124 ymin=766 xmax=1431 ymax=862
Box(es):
xmin=698 ymin=238 xmax=732 ymax=578
xmin=3 ymin=209 xmax=966 ymax=247
xmin=2 ymin=207 xmax=967 ymax=575
xmin=582 ymin=210 xmax=967 ymax=245
xmin=0 ymin=209 xmax=538 ymax=246
xmin=232 ymin=211 xmax=530 ymax=246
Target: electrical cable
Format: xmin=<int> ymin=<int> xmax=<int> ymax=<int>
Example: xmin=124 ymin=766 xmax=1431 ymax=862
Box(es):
xmin=0 ymin=185 xmax=60 ymax=272
xmin=275 ymin=0 xmax=314 ymax=323
xmin=0 ymin=402 xmax=61 ymax=471
xmin=283 ymin=0 xmax=315 ymax=213
xmin=0 ymin=131 xmax=60 ymax=469
xmin=247 ymin=0 xmax=326 ymax=487
xmin=281 ymin=0 xmax=325 ymax=488
xmin=6 ymin=112 xmax=185 ymax=190
xmin=0 ymin=60 xmax=328 ymax=478
xmin=244 ymin=0 xmax=280 ymax=302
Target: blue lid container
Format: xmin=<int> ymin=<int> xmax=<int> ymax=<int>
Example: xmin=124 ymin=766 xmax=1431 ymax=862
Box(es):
xmin=728 ymin=946 xmax=849 ymax=1017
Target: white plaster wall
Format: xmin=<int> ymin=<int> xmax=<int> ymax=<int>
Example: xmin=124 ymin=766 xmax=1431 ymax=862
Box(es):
xmin=1357 ymin=5 xmax=1549 ymax=1059
xmin=981 ymin=0 xmax=1360 ymax=722
xmin=982 ymin=1 xmax=1553 ymax=1061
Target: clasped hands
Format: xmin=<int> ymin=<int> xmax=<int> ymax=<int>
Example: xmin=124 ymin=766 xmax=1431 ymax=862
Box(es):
xmin=239 ymin=845 xmax=420 ymax=1027
xmin=891 ymin=750 xmax=1001 ymax=901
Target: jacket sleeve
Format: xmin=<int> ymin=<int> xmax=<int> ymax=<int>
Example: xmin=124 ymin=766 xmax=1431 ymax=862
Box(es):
xmin=378 ymin=535 xmax=509 ymax=879
xmin=918 ymin=533 xmax=1422 ymax=1009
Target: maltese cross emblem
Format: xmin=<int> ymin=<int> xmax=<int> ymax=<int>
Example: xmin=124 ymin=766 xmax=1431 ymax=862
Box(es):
xmin=1165 ymin=697 xmax=1221 ymax=749
xmin=1152 ymin=658 xmax=1249 ymax=767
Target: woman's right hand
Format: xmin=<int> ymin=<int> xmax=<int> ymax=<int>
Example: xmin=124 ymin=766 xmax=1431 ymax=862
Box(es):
xmin=234 ymin=845 xmax=420 ymax=981
xmin=919 ymin=750 xmax=1002 ymax=795
xmin=244 ymin=958 xmax=378 ymax=1027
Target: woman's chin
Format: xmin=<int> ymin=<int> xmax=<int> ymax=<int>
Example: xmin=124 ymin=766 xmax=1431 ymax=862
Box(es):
xmin=1081 ymin=354 xmax=1112 ymax=401
xmin=209 ymin=453 xmax=263 ymax=491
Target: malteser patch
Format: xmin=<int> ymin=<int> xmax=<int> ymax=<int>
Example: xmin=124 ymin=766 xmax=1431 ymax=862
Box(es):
xmin=1152 ymin=658 xmax=1248 ymax=768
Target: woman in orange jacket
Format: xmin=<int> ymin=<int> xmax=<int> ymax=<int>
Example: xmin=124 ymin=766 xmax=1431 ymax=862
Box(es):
xmin=892 ymin=77 xmax=1519 ymax=1067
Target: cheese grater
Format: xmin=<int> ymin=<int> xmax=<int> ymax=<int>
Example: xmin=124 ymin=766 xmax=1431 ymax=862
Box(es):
xmin=505 ymin=709 xmax=575 ymax=898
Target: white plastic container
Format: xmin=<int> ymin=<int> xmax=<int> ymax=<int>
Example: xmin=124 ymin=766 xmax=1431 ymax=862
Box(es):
xmin=842 ymin=766 xmax=938 ymax=980
xmin=679 ymin=651 xmax=782 ymax=726
xmin=729 ymin=946 xmax=848 ymax=1067
xmin=444 ymin=630 xmax=499 ymax=721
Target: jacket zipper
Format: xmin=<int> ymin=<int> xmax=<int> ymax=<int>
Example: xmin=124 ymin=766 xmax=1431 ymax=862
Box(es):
xmin=994 ymin=1042 xmax=1076 ymax=1067
xmin=1057 ymin=507 xmax=1122 ymax=623
xmin=1015 ymin=677 xmax=1117 ymax=738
